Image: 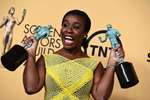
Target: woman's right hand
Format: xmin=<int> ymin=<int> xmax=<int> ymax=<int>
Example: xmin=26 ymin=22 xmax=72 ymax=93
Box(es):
xmin=23 ymin=36 xmax=38 ymax=57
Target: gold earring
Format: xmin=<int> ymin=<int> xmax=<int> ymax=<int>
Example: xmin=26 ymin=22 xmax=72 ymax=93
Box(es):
xmin=84 ymin=35 xmax=87 ymax=38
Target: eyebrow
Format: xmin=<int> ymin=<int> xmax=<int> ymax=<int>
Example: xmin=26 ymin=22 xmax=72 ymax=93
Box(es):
xmin=63 ymin=19 xmax=81 ymax=24
xmin=62 ymin=19 xmax=69 ymax=23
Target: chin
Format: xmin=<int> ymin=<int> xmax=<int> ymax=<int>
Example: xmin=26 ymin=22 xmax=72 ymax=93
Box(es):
xmin=63 ymin=45 xmax=75 ymax=50
xmin=63 ymin=44 xmax=79 ymax=51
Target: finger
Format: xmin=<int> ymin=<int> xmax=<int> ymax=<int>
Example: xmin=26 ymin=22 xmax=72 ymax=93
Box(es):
xmin=24 ymin=36 xmax=34 ymax=46
xmin=116 ymin=50 xmax=125 ymax=59
xmin=110 ymin=49 xmax=117 ymax=58
xmin=118 ymin=46 xmax=125 ymax=56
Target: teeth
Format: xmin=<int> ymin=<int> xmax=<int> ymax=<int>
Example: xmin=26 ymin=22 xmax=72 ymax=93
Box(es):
xmin=65 ymin=36 xmax=73 ymax=40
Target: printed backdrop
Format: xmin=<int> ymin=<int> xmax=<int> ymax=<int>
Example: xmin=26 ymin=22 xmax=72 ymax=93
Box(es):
xmin=0 ymin=0 xmax=150 ymax=100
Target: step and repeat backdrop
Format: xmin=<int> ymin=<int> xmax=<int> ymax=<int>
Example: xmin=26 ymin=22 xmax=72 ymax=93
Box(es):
xmin=0 ymin=0 xmax=150 ymax=100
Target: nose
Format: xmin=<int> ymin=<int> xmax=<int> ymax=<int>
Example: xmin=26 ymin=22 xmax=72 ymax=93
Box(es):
xmin=66 ymin=26 xmax=73 ymax=33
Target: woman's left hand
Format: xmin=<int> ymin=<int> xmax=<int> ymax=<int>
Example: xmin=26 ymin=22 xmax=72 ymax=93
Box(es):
xmin=107 ymin=46 xmax=125 ymax=67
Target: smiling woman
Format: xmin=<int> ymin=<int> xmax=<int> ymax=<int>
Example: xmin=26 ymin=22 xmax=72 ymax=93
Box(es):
xmin=23 ymin=9 xmax=124 ymax=100
xmin=60 ymin=10 xmax=90 ymax=53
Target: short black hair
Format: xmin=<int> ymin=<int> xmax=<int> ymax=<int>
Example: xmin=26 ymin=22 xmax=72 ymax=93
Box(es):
xmin=62 ymin=9 xmax=91 ymax=33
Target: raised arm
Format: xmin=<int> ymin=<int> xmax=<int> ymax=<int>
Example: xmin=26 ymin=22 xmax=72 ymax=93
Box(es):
xmin=23 ymin=36 xmax=45 ymax=94
xmin=91 ymin=46 xmax=124 ymax=100
xmin=16 ymin=9 xmax=26 ymax=25
xmin=0 ymin=16 xmax=8 ymax=28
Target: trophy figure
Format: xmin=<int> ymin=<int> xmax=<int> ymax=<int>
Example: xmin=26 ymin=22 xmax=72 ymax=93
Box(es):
xmin=99 ymin=24 xmax=139 ymax=88
xmin=1 ymin=25 xmax=53 ymax=71
xmin=0 ymin=7 xmax=26 ymax=55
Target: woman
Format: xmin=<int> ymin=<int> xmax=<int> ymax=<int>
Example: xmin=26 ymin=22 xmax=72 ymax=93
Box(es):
xmin=23 ymin=9 xmax=124 ymax=100
xmin=0 ymin=7 xmax=26 ymax=55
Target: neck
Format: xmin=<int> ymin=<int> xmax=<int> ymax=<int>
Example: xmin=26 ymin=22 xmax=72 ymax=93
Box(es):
xmin=64 ymin=47 xmax=83 ymax=55
xmin=58 ymin=47 xmax=86 ymax=59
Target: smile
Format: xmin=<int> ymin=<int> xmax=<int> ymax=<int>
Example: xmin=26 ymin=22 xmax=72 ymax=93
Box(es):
xmin=64 ymin=36 xmax=75 ymax=44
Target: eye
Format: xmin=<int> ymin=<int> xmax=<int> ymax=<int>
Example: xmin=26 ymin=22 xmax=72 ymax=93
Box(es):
xmin=72 ymin=24 xmax=80 ymax=30
xmin=62 ymin=23 xmax=68 ymax=28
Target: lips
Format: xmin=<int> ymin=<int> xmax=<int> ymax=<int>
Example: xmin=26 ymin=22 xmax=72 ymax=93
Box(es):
xmin=64 ymin=36 xmax=75 ymax=45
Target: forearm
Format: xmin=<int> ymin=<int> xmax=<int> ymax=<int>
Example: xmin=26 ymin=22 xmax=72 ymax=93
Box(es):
xmin=0 ymin=17 xmax=7 ymax=28
xmin=100 ymin=68 xmax=114 ymax=95
xmin=23 ymin=54 xmax=39 ymax=94
xmin=17 ymin=17 xmax=24 ymax=25
xmin=0 ymin=22 xmax=4 ymax=28
xmin=95 ymin=67 xmax=115 ymax=100
xmin=17 ymin=13 xmax=26 ymax=25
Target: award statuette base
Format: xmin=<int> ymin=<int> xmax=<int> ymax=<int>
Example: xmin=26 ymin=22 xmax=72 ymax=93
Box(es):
xmin=115 ymin=61 xmax=139 ymax=88
xmin=1 ymin=45 xmax=28 ymax=71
